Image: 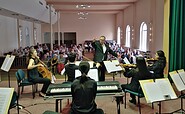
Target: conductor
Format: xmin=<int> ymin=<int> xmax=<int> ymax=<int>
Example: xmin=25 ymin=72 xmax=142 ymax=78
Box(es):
xmin=92 ymin=36 xmax=118 ymax=81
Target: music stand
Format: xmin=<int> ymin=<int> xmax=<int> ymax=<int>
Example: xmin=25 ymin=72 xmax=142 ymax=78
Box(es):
xmin=103 ymin=60 xmax=123 ymax=81
xmin=1 ymin=55 xmax=15 ymax=87
xmin=169 ymin=70 xmax=185 ymax=113
xmin=139 ymin=78 xmax=177 ymax=114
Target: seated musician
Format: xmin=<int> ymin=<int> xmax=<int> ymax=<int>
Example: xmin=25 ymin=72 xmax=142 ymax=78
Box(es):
xmin=64 ymin=52 xmax=79 ymax=82
xmin=27 ymin=48 xmax=51 ymax=97
xmin=70 ymin=61 xmax=104 ymax=114
xmin=121 ymin=57 xmax=152 ymax=105
xmin=147 ymin=50 xmax=166 ymax=79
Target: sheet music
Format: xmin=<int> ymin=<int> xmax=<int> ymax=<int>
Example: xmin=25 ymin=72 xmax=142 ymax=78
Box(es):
xmin=1 ymin=55 xmax=15 ymax=72
xmin=177 ymin=69 xmax=185 ymax=85
xmin=75 ymin=61 xmax=94 ymax=68
xmin=103 ymin=60 xmax=123 ymax=73
xmin=140 ymin=78 xmax=177 ymax=103
xmin=75 ymin=69 xmax=99 ymax=81
xmin=169 ymin=71 xmax=185 ymax=91
xmin=0 ymin=88 xmax=14 ymax=114
xmin=123 ymin=57 xmax=130 ymax=64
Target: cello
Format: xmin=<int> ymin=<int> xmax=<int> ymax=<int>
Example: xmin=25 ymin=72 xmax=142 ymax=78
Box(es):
xmin=35 ymin=56 xmax=53 ymax=80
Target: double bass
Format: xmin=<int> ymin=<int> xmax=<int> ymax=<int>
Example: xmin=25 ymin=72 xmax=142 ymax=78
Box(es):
xmin=36 ymin=57 xmax=53 ymax=80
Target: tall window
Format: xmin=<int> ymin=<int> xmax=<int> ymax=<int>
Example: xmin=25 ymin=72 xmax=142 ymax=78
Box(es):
xmin=34 ymin=28 xmax=37 ymax=45
xmin=125 ymin=25 xmax=131 ymax=47
xmin=139 ymin=22 xmax=147 ymax=51
xmin=117 ymin=27 xmax=121 ymax=46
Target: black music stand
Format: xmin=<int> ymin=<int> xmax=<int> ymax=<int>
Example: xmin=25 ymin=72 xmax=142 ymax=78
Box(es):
xmin=1 ymin=55 xmax=15 ymax=87
xmin=113 ymin=93 xmax=124 ymax=114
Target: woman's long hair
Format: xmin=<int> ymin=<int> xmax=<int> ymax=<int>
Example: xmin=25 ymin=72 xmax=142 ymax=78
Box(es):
xmin=157 ymin=50 xmax=166 ymax=66
xmin=136 ymin=57 xmax=151 ymax=78
xmin=79 ymin=61 xmax=90 ymax=83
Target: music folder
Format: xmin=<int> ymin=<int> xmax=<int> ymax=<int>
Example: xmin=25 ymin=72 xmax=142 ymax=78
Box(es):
xmin=103 ymin=60 xmax=123 ymax=73
xmin=0 ymin=88 xmax=14 ymax=114
xmin=139 ymin=78 xmax=177 ymax=103
xmin=75 ymin=68 xmax=99 ymax=81
xmin=169 ymin=70 xmax=185 ymax=91
xmin=1 ymin=55 xmax=15 ymax=72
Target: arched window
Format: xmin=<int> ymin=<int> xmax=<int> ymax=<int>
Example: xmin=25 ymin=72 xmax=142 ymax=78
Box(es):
xmin=125 ymin=25 xmax=131 ymax=47
xmin=117 ymin=27 xmax=121 ymax=46
xmin=139 ymin=22 xmax=147 ymax=51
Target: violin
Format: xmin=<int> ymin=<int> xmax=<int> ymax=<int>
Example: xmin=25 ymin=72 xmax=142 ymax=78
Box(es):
xmin=35 ymin=56 xmax=53 ymax=80
xmin=116 ymin=63 xmax=136 ymax=68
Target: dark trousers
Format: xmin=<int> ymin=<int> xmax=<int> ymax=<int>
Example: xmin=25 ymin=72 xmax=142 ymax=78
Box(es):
xmin=32 ymin=77 xmax=51 ymax=94
xmin=98 ymin=62 xmax=106 ymax=81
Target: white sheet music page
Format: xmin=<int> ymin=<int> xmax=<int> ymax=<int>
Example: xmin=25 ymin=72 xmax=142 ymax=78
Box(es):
xmin=155 ymin=78 xmax=177 ymax=100
xmin=142 ymin=82 xmax=164 ymax=103
xmin=75 ymin=61 xmax=94 ymax=68
xmin=0 ymin=88 xmax=14 ymax=114
xmin=169 ymin=71 xmax=185 ymax=91
xmin=140 ymin=78 xmax=177 ymax=103
xmin=123 ymin=57 xmax=130 ymax=64
xmin=1 ymin=55 xmax=15 ymax=72
xmin=75 ymin=69 xmax=99 ymax=81
xmin=177 ymin=70 xmax=185 ymax=85
xmin=103 ymin=60 xmax=123 ymax=73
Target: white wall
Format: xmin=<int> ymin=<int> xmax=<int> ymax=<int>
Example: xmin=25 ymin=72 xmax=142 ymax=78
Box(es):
xmin=0 ymin=15 xmax=17 ymax=55
xmin=0 ymin=15 xmax=42 ymax=55
xmin=42 ymin=13 xmax=116 ymax=44
xmin=122 ymin=0 xmax=164 ymax=54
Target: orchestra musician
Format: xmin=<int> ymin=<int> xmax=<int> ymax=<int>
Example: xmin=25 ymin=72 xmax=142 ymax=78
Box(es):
xmin=121 ymin=57 xmax=152 ymax=105
xmin=63 ymin=52 xmax=79 ymax=82
xmin=147 ymin=50 xmax=166 ymax=79
xmin=92 ymin=36 xmax=118 ymax=81
xmin=70 ymin=61 xmax=104 ymax=114
xmin=27 ymin=48 xmax=51 ymax=97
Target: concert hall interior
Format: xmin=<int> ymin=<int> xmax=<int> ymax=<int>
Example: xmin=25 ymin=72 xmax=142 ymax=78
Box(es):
xmin=1 ymin=0 xmax=185 ymax=114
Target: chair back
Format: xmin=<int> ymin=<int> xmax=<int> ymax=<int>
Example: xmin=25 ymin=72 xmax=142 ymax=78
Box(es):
xmin=15 ymin=69 xmax=26 ymax=83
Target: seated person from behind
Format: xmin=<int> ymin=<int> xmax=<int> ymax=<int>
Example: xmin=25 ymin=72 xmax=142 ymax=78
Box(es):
xmin=70 ymin=61 xmax=103 ymax=114
xmin=64 ymin=53 xmax=79 ymax=82
xmin=147 ymin=50 xmax=166 ymax=79
xmin=121 ymin=57 xmax=152 ymax=105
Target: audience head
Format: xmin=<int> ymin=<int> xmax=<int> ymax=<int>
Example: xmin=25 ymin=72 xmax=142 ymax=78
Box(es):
xmin=67 ymin=52 xmax=76 ymax=62
xmin=79 ymin=61 xmax=90 ymax=83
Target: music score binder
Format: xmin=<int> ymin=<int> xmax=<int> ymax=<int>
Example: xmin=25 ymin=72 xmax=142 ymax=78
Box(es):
xmin=75 ymin=68 xmax=99 ymax=81
xmin=103 ymin=60 xmax=123 ymax=73
xmin=0 ymin=88 xmax=14 ymax=114
xmin=139 ymin=78 xmax=177 ymax=103
xmin=169 ymin=70 xmax=185 ymax=91
xmin=1 ymin=55 xmax=15 ymax=72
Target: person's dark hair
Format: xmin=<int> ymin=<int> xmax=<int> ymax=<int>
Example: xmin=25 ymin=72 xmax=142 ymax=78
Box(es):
xmin=156 ymin=50 xmax=166 ymax=66
xmin=136 ymin=57 xmax=151 ymax=78
xmin=79 ymin=61 xmax=90 ymax=83
xmin=157 ymin=50 xmax=165 ymax=58
xmin=67 ymin=52 xmax=76 ymax=62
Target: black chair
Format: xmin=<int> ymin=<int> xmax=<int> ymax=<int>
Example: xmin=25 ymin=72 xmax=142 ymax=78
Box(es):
xmin=15 ymin=69 xmax=37 ymax=99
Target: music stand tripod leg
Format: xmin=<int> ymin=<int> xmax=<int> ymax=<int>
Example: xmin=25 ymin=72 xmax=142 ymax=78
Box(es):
xmin=114 ymin=95 xmax=123 ymax=114
xmin=170 ymin=92 xmax=185 ymax=114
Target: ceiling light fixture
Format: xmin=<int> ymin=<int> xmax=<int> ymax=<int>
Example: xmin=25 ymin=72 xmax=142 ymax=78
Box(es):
xmin=78 ymin=12 xmax=88 ymax=16
xmin=78 ymin=17 xmax=87 ymax=20
xmin=76 ymin=5 xmax=90 ymax=9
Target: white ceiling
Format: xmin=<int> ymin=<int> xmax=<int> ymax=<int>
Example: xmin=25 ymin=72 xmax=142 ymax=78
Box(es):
xmin=46 ymin=0 xmax=139 ymax=14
